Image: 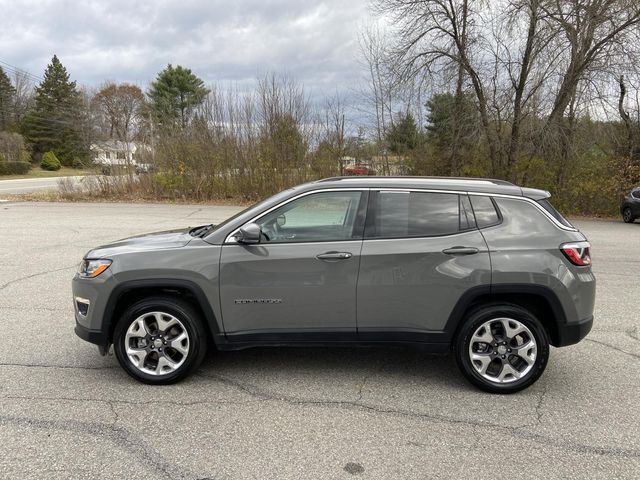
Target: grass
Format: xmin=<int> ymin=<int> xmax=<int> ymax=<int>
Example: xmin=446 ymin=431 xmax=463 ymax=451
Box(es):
xmin=0 ymin=166 xmax=95 ymax=181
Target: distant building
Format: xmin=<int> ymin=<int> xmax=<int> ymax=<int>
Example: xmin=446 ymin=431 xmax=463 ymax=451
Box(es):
xmin=339 ymin=155 xmax=410 ymax=176
xmin=370 ymin=155 xmax=410 ymax=175
xmin=90 ymin=140 xmax=149 ymax=166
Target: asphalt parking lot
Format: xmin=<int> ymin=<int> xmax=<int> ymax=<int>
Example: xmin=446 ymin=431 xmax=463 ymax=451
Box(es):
xmin=0 ymin=201 xmax=638 ymax=479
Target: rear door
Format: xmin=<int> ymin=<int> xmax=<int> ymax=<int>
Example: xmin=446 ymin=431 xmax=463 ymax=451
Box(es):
xmin=356 ymin=190 xmax=491 ymax=342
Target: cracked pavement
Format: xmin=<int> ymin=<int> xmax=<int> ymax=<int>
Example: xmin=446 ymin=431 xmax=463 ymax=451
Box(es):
xmin=0 ymin=201 xmax=638 ymax=479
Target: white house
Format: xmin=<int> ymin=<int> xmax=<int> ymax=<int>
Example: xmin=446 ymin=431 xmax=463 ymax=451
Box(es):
xmin=90 ymin=140 xmax=149 ymax=166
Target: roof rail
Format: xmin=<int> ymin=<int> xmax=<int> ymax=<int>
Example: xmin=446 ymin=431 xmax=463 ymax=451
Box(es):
xmin=315 ymin=176 xmax=516 ymax=186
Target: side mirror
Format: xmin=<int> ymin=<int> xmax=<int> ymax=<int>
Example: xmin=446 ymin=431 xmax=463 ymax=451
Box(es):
xmin=235 ymin=223 xmax=261 ymax=244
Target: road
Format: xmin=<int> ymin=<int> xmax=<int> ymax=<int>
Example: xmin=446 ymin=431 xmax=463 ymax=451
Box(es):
xmin=0 ymin=202 xmax=638 ymax=479
xmin=0 ymin=176 xmax=85 ymax=194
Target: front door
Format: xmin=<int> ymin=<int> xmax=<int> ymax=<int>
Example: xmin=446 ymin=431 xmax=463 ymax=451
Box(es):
xmin=219 ymin=190 xmax=367 ymax=341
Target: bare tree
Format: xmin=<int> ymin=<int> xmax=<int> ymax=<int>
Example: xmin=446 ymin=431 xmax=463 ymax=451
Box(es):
xmin=371 ymin=0 xmax=640 ymax=180
xmin=322 ymin=92 xmax=348 ymax=174
xmin=93 ymin=83 xmax=145 ymax=141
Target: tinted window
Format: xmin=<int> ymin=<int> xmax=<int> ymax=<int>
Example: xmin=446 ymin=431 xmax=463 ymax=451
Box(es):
xmin=632 ymin=190 xmax=640 ymax=199
xmin=470 ymin=196 xmax=500 ymax=228
xmin=256 ymin=191 xmax=362 ymax=243
xmin=536 ymin=198 xmax=574 ymax=228
xmin=370 ymin=191 xmax=461 ymax=238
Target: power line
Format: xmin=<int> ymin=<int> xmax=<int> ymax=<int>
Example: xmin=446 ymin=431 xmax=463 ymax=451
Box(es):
xmin=0 ymin=59 xmax=43 ymax=84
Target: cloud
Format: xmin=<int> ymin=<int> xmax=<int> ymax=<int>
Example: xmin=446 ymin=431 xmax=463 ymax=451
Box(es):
xmin=0 ymin=0 xmax=370 ymax=98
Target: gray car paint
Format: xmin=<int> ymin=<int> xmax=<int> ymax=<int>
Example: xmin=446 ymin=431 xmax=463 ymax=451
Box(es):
xmin=72 ymin=176 xmax=595 ymax=350
xmin=481 ymin=197 xmax=595 ymax=324
xmin=220 ymin=240 xmax=361 ymax=335
xmin=357 ymin=229 xmax=491 ymax=333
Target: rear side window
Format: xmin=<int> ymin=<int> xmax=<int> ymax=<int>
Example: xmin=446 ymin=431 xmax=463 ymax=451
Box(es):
xmin=368 ymin=191 xmax=465 ymax=238
xmin=536 ymin=198 xmax=574 ymax=228
xmin=470 ymin=195 xmax=501 ymax=228
xmin=632 ymin=190 xmax=640 ymax=199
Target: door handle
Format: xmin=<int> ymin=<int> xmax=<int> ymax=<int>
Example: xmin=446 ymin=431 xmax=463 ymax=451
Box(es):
xmin=442 ymin=246 xmax=479 ymax=255
xmin=316 ymin=251 xmax=353 ymax=260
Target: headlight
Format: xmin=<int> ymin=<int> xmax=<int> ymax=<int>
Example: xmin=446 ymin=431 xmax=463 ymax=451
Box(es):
xmin=78 ymin=259 xmax=112 ymax=278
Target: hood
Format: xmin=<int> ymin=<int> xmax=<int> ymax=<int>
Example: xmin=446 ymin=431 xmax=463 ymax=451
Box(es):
xmin=86 ymin=228 xmax=194 ymax=258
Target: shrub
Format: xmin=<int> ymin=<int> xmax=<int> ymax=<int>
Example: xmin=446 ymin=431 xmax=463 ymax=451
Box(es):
xmin=20 ymin=149 xmax=31 ymax=163
xmin=72 ymin=157 xmax=85 ymax=169
xmin=0 ymin=161 xmax=31 ymax=175
xmin=0 ymin=132 xmax=26 ymax=163
xmin=41 ymin=151 xmax=62 ymax=171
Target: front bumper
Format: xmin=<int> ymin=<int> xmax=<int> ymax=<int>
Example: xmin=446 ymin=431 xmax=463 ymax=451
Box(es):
xmin=75 ymin=323 xmax=110 ymax=355
xmin=555 ymin=316 xmax=593 ymax=347
xmin=72 ymin=270 xmax=116 ymax=354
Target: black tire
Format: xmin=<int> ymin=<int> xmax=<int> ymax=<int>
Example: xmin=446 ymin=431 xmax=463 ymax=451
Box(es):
xmin=113 ymin=296 xmax=208 ymax=385
xmin=454 ymin=304 xmax=549 ymax=394
xmin=623 ymin=207 xmax=635 ymax=223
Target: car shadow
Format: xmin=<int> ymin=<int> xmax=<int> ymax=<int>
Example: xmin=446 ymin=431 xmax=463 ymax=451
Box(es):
xmin=196 ymin=344 xmax=470 ymax=392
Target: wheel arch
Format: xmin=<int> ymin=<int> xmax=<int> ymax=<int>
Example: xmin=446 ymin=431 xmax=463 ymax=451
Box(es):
xmin=104 ymin=279 xmax=222 ymax=348
xmin=446 ymin=284 xmax=567 ymax=347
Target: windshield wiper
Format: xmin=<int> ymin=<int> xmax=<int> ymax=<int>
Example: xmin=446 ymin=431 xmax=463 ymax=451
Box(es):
xmin=189 ymin=224 xmax=215 ymax=237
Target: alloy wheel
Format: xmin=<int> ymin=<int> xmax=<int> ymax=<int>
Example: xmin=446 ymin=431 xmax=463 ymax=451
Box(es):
xmin=124 ymin=311 xmax=190 ymax=376
xmin=468 ymin=317 xmax=537 ymax=384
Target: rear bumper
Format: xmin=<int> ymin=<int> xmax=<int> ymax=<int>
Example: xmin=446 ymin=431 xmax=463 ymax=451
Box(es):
xmin=555 ymin=316 xmax=593 ymax=347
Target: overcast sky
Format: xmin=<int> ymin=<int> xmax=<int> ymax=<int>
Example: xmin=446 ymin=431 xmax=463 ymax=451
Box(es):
xmin=0 ymin=0 xmax=372 ymax=97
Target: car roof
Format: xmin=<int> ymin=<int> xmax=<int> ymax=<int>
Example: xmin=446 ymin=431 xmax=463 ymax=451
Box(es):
xmin=298 ymin=176 xmax=550 ymax=200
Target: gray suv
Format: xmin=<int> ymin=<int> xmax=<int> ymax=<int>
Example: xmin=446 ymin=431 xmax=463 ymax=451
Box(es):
xmin=73 ymin=177 xmax=595 ymax=393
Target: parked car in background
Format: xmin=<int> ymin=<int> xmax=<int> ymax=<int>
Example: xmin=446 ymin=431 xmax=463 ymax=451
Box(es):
xmin=344 ymin=165 xmax=375 ymax=176
xmin=620 ymin=188 xmax=640 ymax=223
xmin=72 ymin=176 xmax=595 ymax=393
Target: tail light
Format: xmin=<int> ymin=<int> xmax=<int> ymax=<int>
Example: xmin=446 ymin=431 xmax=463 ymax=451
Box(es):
xmin=561 ymin=241 xmax=591 ymax=266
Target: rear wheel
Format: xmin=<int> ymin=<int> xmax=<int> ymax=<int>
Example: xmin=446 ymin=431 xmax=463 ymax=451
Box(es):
xmin=454 ymin=304 xmax=549 ymax=393
xmin=113 ymin=297 xmax=207 ymax=384
xmin=623 ymin=207 xmax=635 ymax=223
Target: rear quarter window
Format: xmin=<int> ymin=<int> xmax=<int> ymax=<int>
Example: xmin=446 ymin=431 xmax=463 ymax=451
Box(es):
xmin=536 ymin=199 xmax=574 ymax=228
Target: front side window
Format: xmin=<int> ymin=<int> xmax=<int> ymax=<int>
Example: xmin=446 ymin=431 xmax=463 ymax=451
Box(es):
xmin=256 ymin=191 xmax=363 ymax=243
xmin=368 ymin=191 xmax=462 ymax=238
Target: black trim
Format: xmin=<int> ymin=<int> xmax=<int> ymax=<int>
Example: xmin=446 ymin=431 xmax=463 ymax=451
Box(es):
xmin=219 ymin=330 xmax=449 ymax=353
xmin=443 ymin=283 xmax=574 ymax=345
xmin=556 ymin=316 xmax=593 ymax=347
xmin=469 ymin=195 xmax=503 ymax=229
xmin=225 ymin=331 xmax=357 ymax=344
xmin=102 ymin=278 xmax=221 ymax=343
xmin=75 ymin=323 xmax=108 ymax=346
xmin=490 ymin=284 xmax=570 ymax=323
xmin=442 ymin=285 xmax=493 ymax=341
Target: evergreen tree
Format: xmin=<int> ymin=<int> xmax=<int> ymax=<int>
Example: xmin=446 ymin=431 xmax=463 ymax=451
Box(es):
xmin=0 ymin=67 xmax=16 ymax=131
xmin=148 ymin=65 xmax=209 ymax=128
xmin=21 ymin=55 xmax=87 ymax=164
xmin=386 ymin=112 xmax=420 ymax=154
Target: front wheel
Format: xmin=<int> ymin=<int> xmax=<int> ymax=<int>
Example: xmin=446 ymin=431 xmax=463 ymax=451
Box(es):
xmin=623 ymin=207 xmax=635 ymax=223
xmin=454 ymin=304 xmax=549 ymax=393
xmin=113 ymin=297 xmax=208 ymax=384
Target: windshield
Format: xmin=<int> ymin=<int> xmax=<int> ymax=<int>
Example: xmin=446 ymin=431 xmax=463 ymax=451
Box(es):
xmin=210 ymin=189 xmax=295 ymax=232
xmin=537 ymin=199 xmax=574 ymax=228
